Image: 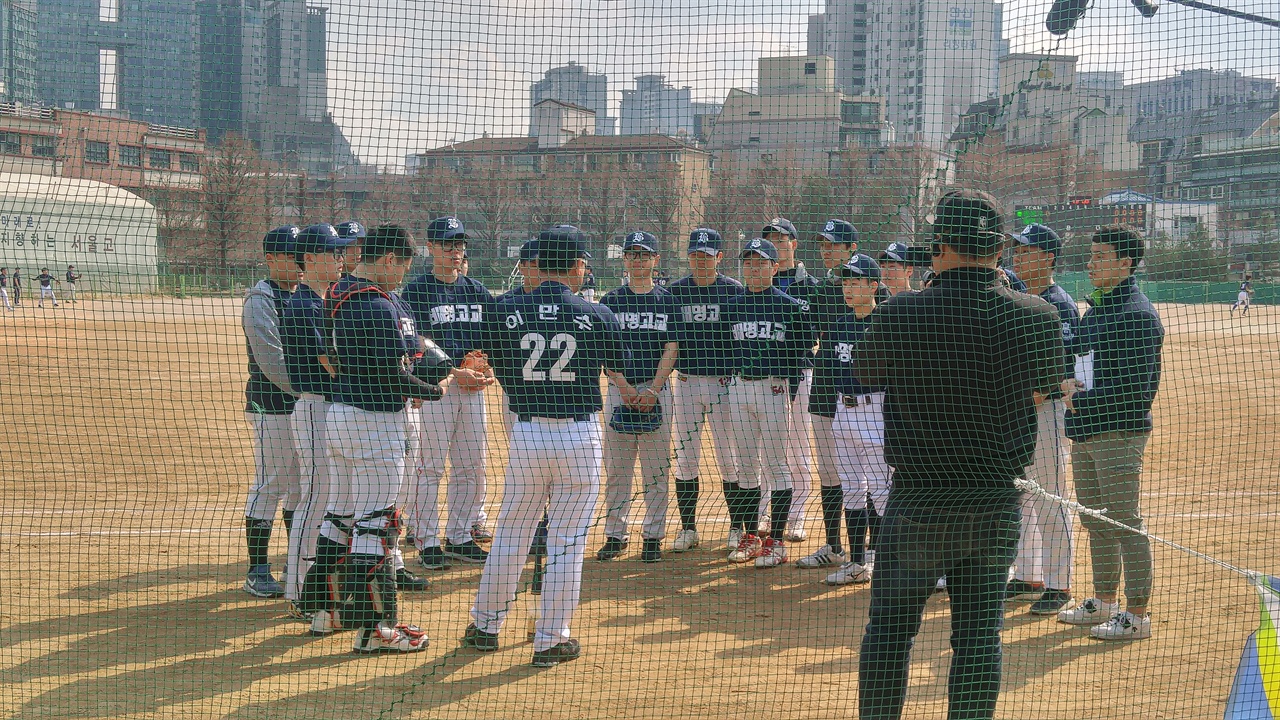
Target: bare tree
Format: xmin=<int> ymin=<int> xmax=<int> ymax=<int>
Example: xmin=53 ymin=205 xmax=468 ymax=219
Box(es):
xmin=203 ymin=133 xmax=267 ymax=268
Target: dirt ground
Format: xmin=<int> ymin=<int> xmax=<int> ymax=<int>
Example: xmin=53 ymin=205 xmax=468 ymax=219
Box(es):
xmin=0 ymin=297 xmax=1276 ymax=720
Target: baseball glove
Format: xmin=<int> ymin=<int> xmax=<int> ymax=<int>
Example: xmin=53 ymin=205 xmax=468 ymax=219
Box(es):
xmin=609 ymin=401 xmax=663 ymax=435
xmin=460 ymin=350 xmax=491 ymax=374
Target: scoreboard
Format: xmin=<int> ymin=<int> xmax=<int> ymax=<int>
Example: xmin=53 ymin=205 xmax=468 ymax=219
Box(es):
xmin=1014 ymin=202 xmax=1147 ymax=235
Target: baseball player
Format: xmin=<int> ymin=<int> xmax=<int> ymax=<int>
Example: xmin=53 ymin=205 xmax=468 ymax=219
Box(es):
xmin=36 ymin=268 xmax=57 ymax=307
xmin=400 ymin=217 xmax=496 ymax=570
xmin=11 ymin=268 xmax=21 ymax=306
xmin=0 ymin=268 xmax=13 ymax=312
xmin=878 ymin=242 xmax=916 ymax=296
xmin=580 ymin=267 xmax=597 ymax=302
xmin=667 ymin=229 xmax=744 ymax=552
xmin=1231 ymin=278 xmax=1253 ymax=316
xmin=309 ymin=224 xmax=447 ymax=652
xmin=65 ymin=266 xmax=81 ymax=303
xmin=597 ymin=231 xmax=679 ymax=563
xmin=760 ymin=218 xmax=817 ymax=542
xmin=461 ymin=225 xmax=634 ymax=667
xmin=1009 ymin=223 xmax=1081 ymax=615
xmin=723 ymin=238 xmax=815 ymax=567
xmin=241 ymin=226 xmax=303 ymax=599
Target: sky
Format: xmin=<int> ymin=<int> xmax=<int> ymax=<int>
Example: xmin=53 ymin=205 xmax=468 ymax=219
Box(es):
xmin=323 ymin=0 xmax=1280 ymax=169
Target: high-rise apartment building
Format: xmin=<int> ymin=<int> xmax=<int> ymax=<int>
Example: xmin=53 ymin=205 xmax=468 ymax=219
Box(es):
xmin=619 ymin=74 xmax=693 ymax=137
xmin=531 ymin=62 xmax=614 ymax=136
xmin=0 ymin=0 xmax=37 ymax=105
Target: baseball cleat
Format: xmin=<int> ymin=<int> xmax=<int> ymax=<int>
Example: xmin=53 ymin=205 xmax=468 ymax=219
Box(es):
xmin=1057 ymin=597 xmax=1119 ymax=626
xmin=309 ymin=609 xmax=343 ymax=636
xmin=286 ymin=601 xmax=310 ymax=621
xmin=640 ymin=538 xmax=662 ymax=563
xmin=532 ymin=639 xmax=581 ymax=667
xmin=352 ymin=623 xmax=430 ymax=653
xmin=444 ymin=539 xmax=489 ymax=564
xmin=417 ymin=546 xmax=450 ymax=571
xmin=671 ymin=529 xmax=700 ymax=552
xmin=1090 ymin=611 xmax=1151 ymax=640
xmin=243 ymin=565 xmax=284 ymax=598
xmin=726 ymin=527 xmax=744 ymax=551
xmin=825 ymin=561 xmax=872 ymax=586
xmin=1030 ymin=589 xmax=1073 ymax=616
xmin=727 ymin=533 xmax=764 ymax=563
xmin=596 ymin=537 xmax=629 ymax=561
xmin=783 ymin=524 xmax=808 ymax=543
xmin=461 ymin=623 xmax=499 ymax=652
xmin=395 ymin=568 xmax=431 ymax=592
xmin=1004 ymin=579 xmax=1046 ymax=602
xmin=754 ymin=537 xmax=788 ymax=568
xmin=470 ymin=520 xmax=494 ymax=543
xmin=796 ymin=545 xmax=847 ymax=569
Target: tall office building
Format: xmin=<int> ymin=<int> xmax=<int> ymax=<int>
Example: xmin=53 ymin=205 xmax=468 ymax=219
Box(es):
xmin=531 ymin=61 xmax=614 ymax=136
xmin=0 ymin=0 xmax=37 ymax=105
xmin=37 ymin=0 xmax=199 ymax=128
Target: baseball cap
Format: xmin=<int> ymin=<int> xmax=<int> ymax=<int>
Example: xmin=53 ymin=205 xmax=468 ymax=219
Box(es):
xmin=537 ymin=224 xmax=591 ymax=263
xmin=838 ymin=253 xmax=882 ymax=280
xmin=762 ymin=217 xmax=798 ymax=239
xmin=426 ymin=216 xmax=467 ymax=242
xmin=623 ymin=231 xmax=659 ymax=254
xmin=1012 ymin=223 xmax=1062 ymax=256
xmin=879 ymin=241 xmax=910 ymax=263
xmin=931 ymin=189 xmax=1006 ymax=256
xmin=687 ymin=228 xmax=723 ymax=256
xmin=334 ymin=220 xmax=367 ymax=240
xmin=740 ymin=237 xmax=779 ymax=261
xmin=817 ymin=219 xmax=858 ymax=245
xmin=294 ymin=223 xmax=353 ymax=259
xmin=518 ymin=238 xmax=539 ymax=262
xmin=262 ymin=225 xmax=300 ymax=255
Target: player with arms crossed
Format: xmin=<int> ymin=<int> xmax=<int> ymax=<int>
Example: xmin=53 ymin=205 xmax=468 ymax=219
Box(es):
xmin=241 ymin=226 xmax=302 ymax=598
xmin=400 ymin=217 xmax=496 ymax=570
xmin=667 ymin=229 xmax=744 ymax=552
xmin=597 ymin=231 xmax=679 ymax=563
xmin=461 ymin=225 xmax=635 ymax=666
xmin=65 ymin=266 xmax=81 ymax=303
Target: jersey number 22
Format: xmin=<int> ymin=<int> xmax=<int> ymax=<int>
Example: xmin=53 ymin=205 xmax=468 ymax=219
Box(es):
xmin=521 ymin=332 xmax=577 ymax=382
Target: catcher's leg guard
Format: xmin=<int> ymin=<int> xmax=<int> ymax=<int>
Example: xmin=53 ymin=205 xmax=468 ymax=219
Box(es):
xmin=340 ymin=553 xmax=397 ymax=630
xmin=300 ymin=532 xmax=346 ymax=615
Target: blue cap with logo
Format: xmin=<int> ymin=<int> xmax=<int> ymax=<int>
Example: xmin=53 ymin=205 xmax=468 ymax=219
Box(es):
xmin=838 ymin=253 xmax=882 ymax=280
xmin=817 ymin=219 xmax=859 ymax=245
xmin=880 ymin=241 xmax=910 ymax=263
xmin=537 ymin=224 xmax=591 ymax=261
xmin=740 ymin=237 xmax=779 ymax=261
xmin=334 ymin=220 xmax=367 ymax=240
xmin=687 ymin=228 xmax=723 ymax=255
xmin=294 ymin=223 xmax=353 ymax=258
xmin=623 ymin=231 xmax=659 ymax=254
xmin=1012 ymin=223 xmax=1062 ymax=256
xmin=519 ymin=238 xmax=539 ymax=262
xmin=426 ymin=216 xmax=468 ymax=242
xmin=262 ymin=225 xmax=300 ymax=255
xmin=762 ymin=217 xmax=798 ymax=239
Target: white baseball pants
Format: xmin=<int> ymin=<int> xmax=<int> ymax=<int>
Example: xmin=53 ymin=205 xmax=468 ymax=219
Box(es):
xmin=38 ymin=286 xmax=56 ymax=306
xmin=407 ymin=380 xmax=488 ymax=548
xmin=325 ymin=404 xmax=406 ymax=557
xmin=671 ymin=374 xmax=738 ymax=483
xmin=286 ymin=395 xmax=331 ymax=601
xmin=833 ymin=393 xmax=891 ymax=513
xmin=760 ymin=370 xmax=813 ymax=527
xmin=730 ymin=378 xmax=792 ymax=492
xmin=602 ymin=384 xmax=673 ymax=541
xmin=244 ymin=412 xmax=301 ymax=521
xmin=1011 ymin=398 xmax=1074 ymax=591
xmin=0 ymin=287 xmax=10 ymax=310
xmin=471 ymin=417 xmax=601 ymax=652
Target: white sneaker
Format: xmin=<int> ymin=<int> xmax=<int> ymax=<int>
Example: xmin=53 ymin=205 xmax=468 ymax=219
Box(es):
xmin=784 ymin=522 xmax=808 ymax=543
xmin=1090 ymin=611 xmax=1151 ymax=640
xmin=727 ymin=533 xmax=764 ymax=563
xmin=352 ymin=622 xmax=430 ymax=653
xmin=1057 ymin=597 xmax=1119 ymax=626
xmin=825 ymin=562 xmax=871 ymax=586
xmin=726 ymin=527 xmax=744 ymax=551
xmin=796 ymin=545 xmax=847 ymax=569
xmin=310 ymin=609 xmax=343 ymax=636
xmin=754 ymin=537 xmax=788 ymax=568
xmin=672 ymin=529 xmax=700 ymax=552
xmin=935 ymin=576 xmax=947 ymax=593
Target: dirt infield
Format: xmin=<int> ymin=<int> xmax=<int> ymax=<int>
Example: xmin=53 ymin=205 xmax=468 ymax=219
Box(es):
xmin=1 ymin=297 xmax=1276 ymax=719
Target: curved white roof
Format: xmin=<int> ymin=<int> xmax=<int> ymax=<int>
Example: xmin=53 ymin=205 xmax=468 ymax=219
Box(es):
xmin=0 ymin=172 xmax=155 ymax=211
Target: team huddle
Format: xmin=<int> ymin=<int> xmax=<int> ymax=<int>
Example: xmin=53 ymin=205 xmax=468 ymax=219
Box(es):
xmin=235 ymin=199 xmax=1162 ymax=685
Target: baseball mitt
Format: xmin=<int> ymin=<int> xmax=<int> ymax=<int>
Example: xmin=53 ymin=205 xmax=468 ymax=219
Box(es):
xmin=461 ymin=350 xmax=491 ymax=374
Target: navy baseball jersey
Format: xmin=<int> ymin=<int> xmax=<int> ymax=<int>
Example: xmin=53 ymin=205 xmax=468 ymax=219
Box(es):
xmin=11 ymin=271 xmax=19 ymax=286
xmin=66 ymin=270 xmax=78 ymax=284
xmin=281 ymin=283 xmax=331 ymax=398
xmin=825 ymin=311 xmax=882 ymax=402
xmin=600 ymin=284 xmax=678 ymax=385
xmin=400 ymin=273 xmax=494 ymax=365
xmin=482 ymin=282 xmax=627 ymax=418
xmin=496 ymin=286 xmax=527 ymax=302
xmin=774 ymin=267 xmax=819 ymax=372
xmin=1039 ymin=282 xmax=1082 ymax=398
xmin=669 ymin=274 xmax=744 ymax=376
xmin=0 ymin=273 xmax=7 ymax=288
xmin=725 ymin=286 xmax=816 ymax=379
xmin=37 ymin=273 xmax=53 ymax=288
xmin=328 ymin=276 xmax=436 ymax=412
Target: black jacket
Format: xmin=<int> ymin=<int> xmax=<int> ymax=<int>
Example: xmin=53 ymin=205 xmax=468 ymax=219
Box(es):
xmin=853 ymin=267 xmax=1063 ymax=490
xmin=1065 ymin=276 xmax=1163 ymax=441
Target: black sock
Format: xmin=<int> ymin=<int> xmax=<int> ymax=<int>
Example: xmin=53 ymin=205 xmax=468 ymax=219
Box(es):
xmin=769 ymin=488 xmax=793 ymax=540
xmin=867 ymin=503 xmax=882 ymax=551
xmin=281 ymin=509 xmax=295 ymax=537
xmin=723 ymin=481 xmax=741 ymax=529
xmin=676 ymin=477 xmax=699 ymax=531
xmin=741 ymin=486 xmax=762 ymax=535
xmin=821 ymin=485 xmax=844 ymax=553
xmin=246 ymin=518 xmax=273 ymax=568
xmin=846 ymin=508 xmax=868 ymax=564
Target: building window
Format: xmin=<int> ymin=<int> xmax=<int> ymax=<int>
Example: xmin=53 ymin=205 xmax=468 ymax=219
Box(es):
xmin=100 ymin=0 xmax=118 ymax=22
xmin=748 ymin=136 xmax=761 ymax=143
xmin=0 ymin=132 xmax=21 ymax=155
xmin=1185 ymin=136 xmax=1203 ymax=156
xmin=748 ymin=110 xmax=762 ymax=116
xmin=804 ymin=62 xmax=817 ymax=76
xmin=149 ymin=149 xmax=171 ymax=169
xmin=179 ymin=152 xmax=200 ymax=172
xmin=667 ymin=152 xmax=682 ymax=164
xmin=119 ymin=145 xmax=142 ymax=167
xmin=99 ymin=48 xmax=118 ymax=111
xmin=85 ymin=141 xmax=110 ymax=164
xmin=1209 ymin=185 xmax=1225 ymax=199
xmin=32 ymin=136 xmax=56 ymax=158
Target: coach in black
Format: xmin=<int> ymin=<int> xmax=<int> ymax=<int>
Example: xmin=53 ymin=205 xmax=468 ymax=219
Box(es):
xmin=854 ymin=189 xmax=1063 ymax=720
